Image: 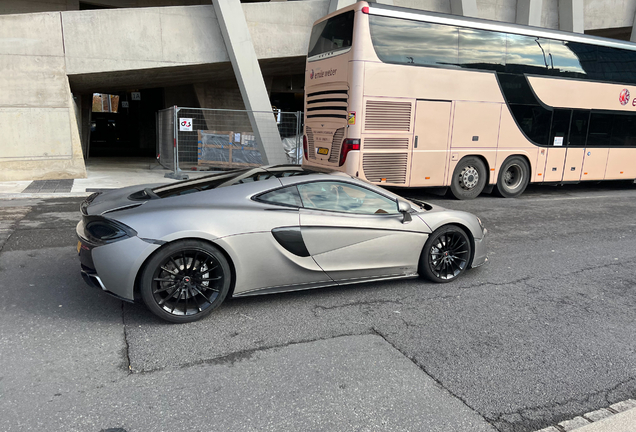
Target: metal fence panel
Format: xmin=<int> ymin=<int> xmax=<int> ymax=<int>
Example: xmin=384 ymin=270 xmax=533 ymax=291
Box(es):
xmin=173 ymin=107 xmax=302 ymax=172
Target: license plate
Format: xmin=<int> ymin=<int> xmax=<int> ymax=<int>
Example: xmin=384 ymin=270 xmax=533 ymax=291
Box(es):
xmin=317 ymin=147 xmax=329 ymax=155
xmin=77 ymin=241 xmax=82 ymax=254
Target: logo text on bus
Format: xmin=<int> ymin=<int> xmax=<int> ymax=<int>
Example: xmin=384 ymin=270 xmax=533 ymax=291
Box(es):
xmin=310 ymin=68 xmax=337 ymax=80
xmin=619 ymin=88 xmax=630 ymax=105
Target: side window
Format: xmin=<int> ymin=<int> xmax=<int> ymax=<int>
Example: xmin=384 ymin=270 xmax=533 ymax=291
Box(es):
xmin=369 ymin=16 xmax=459 ymax=67
xmin=257 ymin=186 xmax=302 ymax=207
xmin=459 ymin=28 xmax=506 ymax=71
xmin=297 ymin=182 xmax=399 ymax=215
xmin=505 ymin=34 xmax=550 ymax=75
xmin=569 ymin=110 xmax=590 ymax=147
xmin=548 ymin=40 xmax=588 ymax=79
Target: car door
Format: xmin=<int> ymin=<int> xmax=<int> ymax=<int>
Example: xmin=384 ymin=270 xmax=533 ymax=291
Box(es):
xmin=227 ymin=185 xmax=333 ymax=296
xmin=296 ymin=180 xmax=429 ymax=283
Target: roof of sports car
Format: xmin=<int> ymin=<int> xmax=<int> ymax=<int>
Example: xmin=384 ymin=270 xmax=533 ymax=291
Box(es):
xmin=152 ymin=165 xmax=350 ymax=198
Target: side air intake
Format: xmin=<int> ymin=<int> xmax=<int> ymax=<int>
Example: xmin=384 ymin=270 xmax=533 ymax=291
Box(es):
xmin=365 ymin=101 xmax=412 ymax=131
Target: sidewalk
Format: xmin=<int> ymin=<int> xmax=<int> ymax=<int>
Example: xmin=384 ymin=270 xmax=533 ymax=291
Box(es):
xmin=0 ymin=158 xmax=210 ymax=199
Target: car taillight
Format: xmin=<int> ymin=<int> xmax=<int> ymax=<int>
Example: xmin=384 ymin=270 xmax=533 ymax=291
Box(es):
xmin=83 ymin=216 xmax=137 ymax=243
xmin=303 ymin=135 xmax=308 ymax=160
xmin=86 ymin=220 xmax=127 ymax=241
xmin=339 ymin=139 xmax=360 ymax=166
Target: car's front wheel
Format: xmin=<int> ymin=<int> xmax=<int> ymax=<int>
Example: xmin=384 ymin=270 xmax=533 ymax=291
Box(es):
xmin=420 ymin=225 xmax=472 ymax=283
xmin=140 ymin=240 xmax=231 ymax=323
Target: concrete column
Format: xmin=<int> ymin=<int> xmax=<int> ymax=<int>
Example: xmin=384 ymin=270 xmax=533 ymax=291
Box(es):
xmin=329 ymin=0 xmax=393 ymax=15
xmin=630 ymin=12 xmax=636 ymax=42
xmin=558 ymin=0 xmax=584 ymax=33
xmin=80 ymin=94 xmax=92 ymax=159
xmin=450 ymin=0 xmax=478 ymax=18
xmin=516 ymin=0 xmax=542 ymax=27
xmin=212 ymin=0 xmax=287 ymax=165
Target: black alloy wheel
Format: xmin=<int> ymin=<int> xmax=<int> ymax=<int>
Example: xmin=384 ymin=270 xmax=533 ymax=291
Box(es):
xmin=420 ymin=225 xmax=472 ymax=283
xmin=495 ymin=156 xmax=530 ymax=198
xmin=140 ymin=240 xmax=231 ymax=323
xmin=449 ymin=156 xmax=487 ymax=200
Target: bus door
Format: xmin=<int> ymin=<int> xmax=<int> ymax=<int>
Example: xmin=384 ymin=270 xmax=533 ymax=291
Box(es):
xmin=579 ymin=111 xmax=608 ymax=180
xmin=410 ymin=100 xmax=451 ymax=186
xmin=543 ymin=109 xmax=585 ymax=182
xmin=566 ymin=110 xmax=590 ymax=181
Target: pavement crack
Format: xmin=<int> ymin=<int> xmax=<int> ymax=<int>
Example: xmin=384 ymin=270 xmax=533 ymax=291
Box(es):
xmin=121 ymin=303 xmax=132 ymax=374
xmin=489 ymin=375 xmax=636 ymax=431
xmin=370 ymin=327 xmax=498 ymax=430
xmin=0 ymin=206 xmax=32 ymax=254
xmin=314 ymin=300 xmax=403 ymax=310
xmin=461 ymin=276 xmax=534 ymax=290
xmin=133 ymin=331 xmax=375 ymax=375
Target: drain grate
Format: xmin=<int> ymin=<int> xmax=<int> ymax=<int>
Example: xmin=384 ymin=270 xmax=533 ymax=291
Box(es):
xmin=22 ymin=179 xmax=74 ymax=193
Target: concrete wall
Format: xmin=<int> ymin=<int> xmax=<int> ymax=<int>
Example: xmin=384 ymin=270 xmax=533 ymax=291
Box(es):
xmin=0 ymin=0 xmax=77 ymax=15
xmin=0 ymin=0 xmax=209 ymax=15
xmin=476 ymin=0 xmax=516 ymax=22
xmin=585 ymin=0 xmax=636 ymax=29
xmin=245 ymin=1 xmax=330 ymax=59
xmin=393 ymin=0 xmax=450 ymax=13
xmin=61 ymin=2 xmax=329 ymax=77
xmin=62 ymin=6 xmax=228 ymax=75
xmin=0 ymin=12 xmax=85 ymax=181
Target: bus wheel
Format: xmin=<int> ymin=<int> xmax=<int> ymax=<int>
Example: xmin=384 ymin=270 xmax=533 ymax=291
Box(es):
xmin=450 ymin=157 xmax=487 ymax=200
xmin=495 ymin=156 xmax=529 ymax=198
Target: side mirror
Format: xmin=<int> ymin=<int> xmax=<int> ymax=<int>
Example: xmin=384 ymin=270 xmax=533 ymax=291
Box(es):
xmin=397 ymin=199 xmax=412 ymax=223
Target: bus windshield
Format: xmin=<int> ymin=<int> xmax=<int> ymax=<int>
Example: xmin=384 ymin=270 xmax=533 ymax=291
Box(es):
xmin=308 ymin=10 xmax=354 ymax=58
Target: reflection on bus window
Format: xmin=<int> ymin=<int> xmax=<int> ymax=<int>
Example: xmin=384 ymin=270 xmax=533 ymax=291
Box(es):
xmin=369 ymin=16 xmax=459 ymax=67
xmin=308 ymin=11 xmax=354 ymax=58
xmin=505 ymin=34 xmax=550 ymax=73
xmin=549 ymin=40 xmax=587 ymax=78
xmin=459 ymin=28 xmax=506 ymax=70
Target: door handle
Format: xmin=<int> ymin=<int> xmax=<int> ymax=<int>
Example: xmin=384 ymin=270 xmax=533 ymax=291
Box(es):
xmin=414 ymin=136 xmax=418 ymax=149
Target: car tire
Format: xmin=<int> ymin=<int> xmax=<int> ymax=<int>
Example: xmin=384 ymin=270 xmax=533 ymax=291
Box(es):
xmin=419 ymin=225 xmax=472 ymax=283
xmin=449 ymin=157 xmax=487 ymax=200
xmin=140 ymin=240 xmax=231 ymax=323
xmin=495 ymin=156 xmax=530 ymax=198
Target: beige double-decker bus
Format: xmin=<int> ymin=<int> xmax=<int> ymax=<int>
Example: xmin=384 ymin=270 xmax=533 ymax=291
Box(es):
xmin=302 ymin=1 xmax=636 ymax=199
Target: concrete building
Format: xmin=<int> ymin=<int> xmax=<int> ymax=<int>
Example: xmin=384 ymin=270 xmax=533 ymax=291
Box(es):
xmin=2 ymin=0 xmax=636 ymax=181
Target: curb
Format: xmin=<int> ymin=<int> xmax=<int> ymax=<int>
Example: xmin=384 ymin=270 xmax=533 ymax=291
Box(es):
xmin=535 ymin=399 xmax=636 ymax=432
xmin=0 ymin=193 xmax=91 ymax=200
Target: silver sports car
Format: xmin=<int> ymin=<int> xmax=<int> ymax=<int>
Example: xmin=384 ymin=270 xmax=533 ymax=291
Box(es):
xmin=77 ymin=165 xmax=487 ymax=323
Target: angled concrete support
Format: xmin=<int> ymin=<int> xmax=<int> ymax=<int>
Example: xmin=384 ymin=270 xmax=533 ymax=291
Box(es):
xmin=328 ymin=0 xmax=393 ymax=15
xmin=450 ymin=0 xmax=478 ymax=18
xmin=630 ymin=12 xmax=636 ymax=42
xmin=516 ymin=0 xmax=542 ymax=27
xmin=558 ymin=0 xmax=584 ymax=33
xmin=212 ymin=0 xmax=286 ymax=165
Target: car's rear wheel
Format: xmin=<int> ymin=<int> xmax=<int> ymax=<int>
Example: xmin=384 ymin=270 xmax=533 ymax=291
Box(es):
xmin=420 ymin=225 xmax=472 ymax=283
xmin=140 ymin=240 xmax=231 ymax=323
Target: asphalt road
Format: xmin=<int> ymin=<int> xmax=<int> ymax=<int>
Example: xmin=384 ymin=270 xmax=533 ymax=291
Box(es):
xmin=1 ymin=181 xmax=635 ymax=432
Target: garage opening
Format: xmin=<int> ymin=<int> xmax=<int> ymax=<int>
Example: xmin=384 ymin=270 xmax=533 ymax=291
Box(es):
xmin=87 ymin=87 xmax=164 ymax=158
